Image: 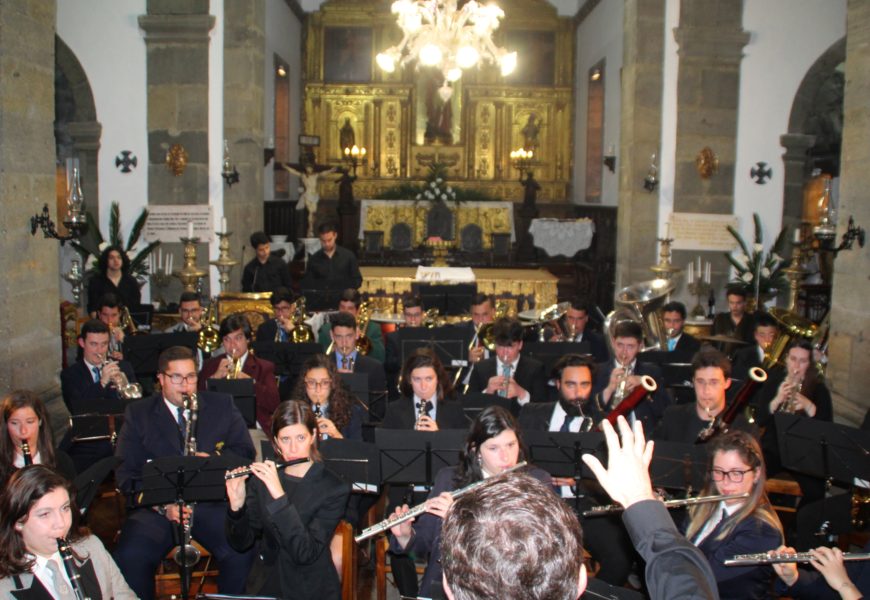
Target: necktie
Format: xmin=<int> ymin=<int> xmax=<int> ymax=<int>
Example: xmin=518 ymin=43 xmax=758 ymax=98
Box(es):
xmin=559 ymin=413 xmax=573 ymax=432
xmin=498 ymin=364 xmax=511 ymax=398
xmin=342 ymin=355 xmax=350 ymax=370
xmin=92 ymin=366 xmax=100 ymax=383
xmin=668 ymin=338 xmax=677 ymax=351
xmin=176 ymin=407 xmax=186 ymax=444
xmin=46 ymin=559 xmax=75 ymax=600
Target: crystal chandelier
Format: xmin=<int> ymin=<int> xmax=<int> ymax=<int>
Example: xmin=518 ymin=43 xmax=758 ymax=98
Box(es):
xmin=377 ymin=0 xmax=517 ymax=100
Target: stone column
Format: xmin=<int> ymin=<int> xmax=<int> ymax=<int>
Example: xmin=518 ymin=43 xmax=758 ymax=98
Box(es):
xmin=67 ymin=121 xmax=103 ymax=217
xmin=671 ymin=0 xmax=749 ymax=293
xmin=826 ymin=0 xmax=870 ymax=425
xmin=223 ymin=0 xmax=265 ymax=291
xmin=615 ymin=0 xmax=666 ymax=290
xmin=779 ymin=133 xmax=816 ymax=235
xmin=139 ymin=1 xmax=215 ymax=300
xmin=0 ymin=0 xmax=62 ymax=398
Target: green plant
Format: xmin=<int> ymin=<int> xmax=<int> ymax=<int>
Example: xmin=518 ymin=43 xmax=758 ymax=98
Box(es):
xmin=375 ymin=162 xmax=499 ymax=203
xmin=723 ymin=213 xmax=789 ymax=297
xmin=72 ymin=202 xmax=160 ymax=278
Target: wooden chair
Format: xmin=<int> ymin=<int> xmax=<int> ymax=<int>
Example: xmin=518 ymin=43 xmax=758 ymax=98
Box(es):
xmin=375 ymin=536 xmax=425 ymax=600
xmin=766 ymin=475 xmax=803 ymax=514
xmin=333 ymin=520 xmax=358 ymax=600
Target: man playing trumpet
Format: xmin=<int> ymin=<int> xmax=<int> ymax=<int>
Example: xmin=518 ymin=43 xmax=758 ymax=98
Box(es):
xmin=255 ymin=287 xmax=298 ymax=342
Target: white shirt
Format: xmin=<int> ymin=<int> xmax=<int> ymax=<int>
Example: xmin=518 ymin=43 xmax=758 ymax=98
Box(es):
xmin=692 ymin=500 xmax=743 ymax=545
xmin=84 ymin=359 xmax=101 ymax=383
xmin=13 ymin=450 xmax=42 ymax=469
xmin=32 ymin=551 xmax=74 ymax=600
xmin=496 ymin=357 xmax=531 ymax=405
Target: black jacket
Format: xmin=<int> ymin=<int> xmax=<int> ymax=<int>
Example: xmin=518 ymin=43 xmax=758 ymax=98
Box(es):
xmin=242 ymin=255 xmax=292 ymax=293
xmin=61 ymin=360 xmax=138 ymax=415
xmin=303 ymin=245 xmax=362 ymax=289
xmin=466 ymin=356 xmax=548 ymax=404
xmin=381 ymin=396 xmax=469 ymax=430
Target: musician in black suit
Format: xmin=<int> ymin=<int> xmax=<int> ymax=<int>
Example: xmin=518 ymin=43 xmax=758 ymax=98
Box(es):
xmin=61 ymin=319 xmax=138 ymax=472
xmin=592 ymin=321 xmax=670 ymax=431
xmin=731 ymin=311 xmax=779 ymax=383
xmin=519 ymin=354 xmax=636 ymax=587
xmin=327 ymin=312 xmax=387 ymax=419
xmin=466 ymin=317 xmax=548 ymax=406
xmin=384 ymin=295 xmax=424 ymax=399
xmin=255 ymin=287 xmax=298 ymax=343
xmin=543 ymin=297 xmax=610 ymax=363
xmin=711 ymin=285 xmax=757 ymax=356
xmin=113 ymin=346 xmax=255 ymax=600
xmin=381 ymin=348 xmax=467 ymax=430
xmin=454 ymin=292 xmax=495 ymax=365
xmin=654 ymin=349 xmax=758 ymax=444
xmin=662 ymin=301 xmax=702 ymax=362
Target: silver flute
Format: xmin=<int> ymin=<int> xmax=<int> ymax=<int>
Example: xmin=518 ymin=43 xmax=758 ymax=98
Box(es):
xmin=225 ymin=457 xmax=310 ymax=480
xmin=355 ymin=461 xmax=528 ymax=543
xmin=582 ymin=492 xmax=749 ymax=517
xmin=725 ymin=551 xmax=870 ymax=566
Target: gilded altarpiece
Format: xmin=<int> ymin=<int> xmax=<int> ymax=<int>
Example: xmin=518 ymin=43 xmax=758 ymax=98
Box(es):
xmin=302 ymin=0 xmax=575 ymax=203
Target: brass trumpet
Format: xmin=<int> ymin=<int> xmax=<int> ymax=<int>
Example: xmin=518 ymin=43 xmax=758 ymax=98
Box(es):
xmin=99 ymin=355 xmax=143 ymax=400
xmin=225 ymin=349 xmax=243 ymax=379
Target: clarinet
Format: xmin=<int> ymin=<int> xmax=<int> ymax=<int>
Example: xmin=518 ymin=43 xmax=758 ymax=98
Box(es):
xmin=21 ymin=441 xmax=32 ymax=466
xmin=57 ymin=538 xmax=90 ymax=600
xmin=173 ymin=393 xmax=201 ymax=567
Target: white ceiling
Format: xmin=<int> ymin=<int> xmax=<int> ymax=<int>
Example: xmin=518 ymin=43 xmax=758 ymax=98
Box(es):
xmin=298 ymin=0 xmax=582 ymax=17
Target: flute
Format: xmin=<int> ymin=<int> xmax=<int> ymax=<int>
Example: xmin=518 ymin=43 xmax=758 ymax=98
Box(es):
xmin=582 ymin=492 xmax=749 ymax=517
xmin=725 ymin=551 xmax=870 ymax=566
xmin=225 ymin=457 xmax=310 ymax=480
xmin=57 ymin=538 xmax=90 ymax=600
xmin=355 ymin=461 xmax=528 ymax=543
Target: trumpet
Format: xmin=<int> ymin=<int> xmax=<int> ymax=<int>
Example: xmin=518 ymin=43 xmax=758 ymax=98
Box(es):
xmin=226 ymin=349 xmax=242 ymax=379
xmin=582 ymin=492 xmax=749 ymax=517
xmin=612 ymin=360 xmax=634 ymax=406
xmin=99 ymin=355 xmax=142 ymax=400
xmin=777 ymin=370 xmax=803 ymax=413
xmin=21 ymin=441 xmax=32 ymax=466
xmin=57 ymin=537 xmax=89 ymax=600
xmin=355 ymin=462 xmax=528 ymax=543
xmin=225 ymin=457 xmax=310 ymax=480
xmin=724 ymin=550 xmax=870 ymax=566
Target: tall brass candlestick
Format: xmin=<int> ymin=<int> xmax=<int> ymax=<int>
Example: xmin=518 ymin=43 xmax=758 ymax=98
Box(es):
xmin=210 ymin=232 xmax=239 ymax=293
xmin=173 ymin=237 xmax=208 ymax=293
xmin=650 ymin=236 xmax=682 ymax=281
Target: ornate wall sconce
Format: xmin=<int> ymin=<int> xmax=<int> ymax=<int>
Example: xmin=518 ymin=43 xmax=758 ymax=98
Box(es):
xmin=165 ymin=143 xmax=188 ymax=176
xmin=222 ymin=139 xmax=240 ymax=187
xmin=643 ymin=153 xmax=659 ymax=193
xmin=30 ymin=158 xmax=88 ymax=244
xmin=696 ymin=146 xmax=719 ymax=179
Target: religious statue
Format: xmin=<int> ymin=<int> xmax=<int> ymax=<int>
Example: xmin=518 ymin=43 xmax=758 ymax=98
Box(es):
xmin=281 ymin=163 xmax=338 ymax=237
xmin=521 ymin=171 xmax=541 ymax=209
xmin=336 ymin=167 xmax=356 ymax=209
xmin=522 ymin=113 xmax=541 ymax=150
xmin=339 ymin=117 xmax=355 ymax=152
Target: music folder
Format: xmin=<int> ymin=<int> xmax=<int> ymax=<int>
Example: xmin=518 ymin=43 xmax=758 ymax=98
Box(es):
xmin=206 ymin=379 xmax=257 ymax=428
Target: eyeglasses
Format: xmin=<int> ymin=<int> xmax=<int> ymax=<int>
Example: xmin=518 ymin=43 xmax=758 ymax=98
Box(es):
xmin=710 ymin=468 xmax=754 ymax=483
xmin=164 ymin=373 xmax=197 ymax=385
xmin=304 ymin=379 xmax=331 ymax=389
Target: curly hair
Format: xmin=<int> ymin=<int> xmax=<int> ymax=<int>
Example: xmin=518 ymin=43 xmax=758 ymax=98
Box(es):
xmin=289 ymin=355 xmax=355 ymax=433
xmin=0 ymin=391 xmax=58 ymax=486
xmin=97 ymin=244 xmax=131 ymax=275
xmin=0 ymin=466 xmax=87 ymax=577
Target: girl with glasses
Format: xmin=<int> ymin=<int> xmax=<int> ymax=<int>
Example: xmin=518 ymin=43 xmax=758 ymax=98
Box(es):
xmin=685 ymin=430 xmax=783 ymax=599
xmin=290 ymin=354 xmax=364 ymax=441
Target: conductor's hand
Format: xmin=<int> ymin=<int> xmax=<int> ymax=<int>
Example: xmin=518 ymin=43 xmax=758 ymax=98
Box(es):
xmin=388 ymin=504 xmax=414 ymax=549
xmin=581 ymin=416 xmax=655 ymax=509
xmin=771 ymin=545 xmax=800 ymax=588
xmin=425 ymin=492 xmax=454 ymax=520
xmin=415 ymin=415 xmax=439 ymax=431
xmin=225 ymin=467 xmax=248 ymax=512
xmin=248 ymin=460 xmax=285 ymax=501
xmin=164 ymin=504 xmax=193 ymax=525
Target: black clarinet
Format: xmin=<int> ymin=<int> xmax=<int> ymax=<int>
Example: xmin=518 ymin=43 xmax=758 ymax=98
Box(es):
xmin=21 ymin=441 xmax=32 ymax=466
xmin=57 ymin=538 xmax=90 ymax=600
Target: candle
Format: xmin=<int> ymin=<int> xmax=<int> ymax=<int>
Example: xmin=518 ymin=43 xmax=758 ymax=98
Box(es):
xmin=697 ymin=256 xmax=702 ymax=276
xmin=705 ymin=262 xmax=711 ymax=284
xmin=665 ymin=221 xmax=671 ymax=240
xmin=221 ymin=217 xmax=227 ymax=234
xmin=688 ymin=261 xmax=694 ymax=284
xmin=187 ymin=221 xmax=194 ymax=239
xmin=168 ymin=253 xmax=173 ymax=274
xmin=157 ymin=248 xmax=162 ymax=271
xmin=793 ymin=227 xmax=801 ymax=244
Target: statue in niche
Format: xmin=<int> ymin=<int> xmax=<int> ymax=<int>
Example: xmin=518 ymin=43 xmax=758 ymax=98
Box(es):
xmin=522 ymin=113 xmax=541 ymax=150
xmin=339 ymin=118 xmax=355 ymax=151
xmin=424 ymin=75 xmax=453 ymax=145
xmin=281 ymin=162 xmax=338 ymax=237
xmin=426 ymin=202 xmax=454 ymax=241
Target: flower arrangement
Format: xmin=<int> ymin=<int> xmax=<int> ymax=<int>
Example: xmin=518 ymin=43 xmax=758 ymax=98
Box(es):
xmin=72 ymin=201 xmax=160 ymax=278
xmin=723 ymin=213 xmax=790 ymax=298
xmin=415 ymin=163 xmax=458 ymax=207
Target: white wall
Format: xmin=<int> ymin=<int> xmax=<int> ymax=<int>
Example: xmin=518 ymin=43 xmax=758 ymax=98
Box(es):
xmin=263 ymin=0 xmax=304 ymax=201
xmin=657 ymin=0 xmax=680 ymax=240
xmin=207 ymin=0 xmax=225 ymax=293
xmin=732 ymin=0 xmax=847 ymax=246
xmin=572 ymin=0 xmax=623 ymax=205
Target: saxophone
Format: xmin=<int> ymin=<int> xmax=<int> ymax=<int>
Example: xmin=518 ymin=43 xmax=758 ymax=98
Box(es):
xmin=173 ymin=393 xmax=201 ymax=567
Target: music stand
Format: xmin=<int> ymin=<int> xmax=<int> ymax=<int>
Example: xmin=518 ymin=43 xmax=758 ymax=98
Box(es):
xmin=132 ymin=454 xmax=247 ymax=600
xmin=522 ymin=430 xmax=605 ymax=480
xmin=322 ymin=438 xmax=381 ymax=494
xmin=298 ymin=281 xmax=344 ymax=312
xmin=252 ymin=341 xmax=323 ymax=384
xmin=74 ymin=456 xmax=123 ymax=515
xmin=124 ymin=332 xmax=198 ymax=379
xmin=458 ymin=392 xmax=513 ymax=420
xmin=648 ymin=440 xmax=709 ymax=494
xmin=521 ymin=341 xmax=592 ymax=376
xmin=206 ymin=379 xmax=257 ymax=428
xmin=396 ymin=326 xmax=469 ymax=369
xmin=340 ymin=372 xmax=369 ymax=398
xmin=411 ymin=283 xmax=477 ymax=316
xmin=374 ymin=429 xmax=466 ymax=488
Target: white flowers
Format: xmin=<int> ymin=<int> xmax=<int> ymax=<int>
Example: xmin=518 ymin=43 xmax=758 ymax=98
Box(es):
xmin=735 ymin=254 xmax=749 ymax=269
xmin=98 ymin=241 xmax=109 ymax=252
xmin=741 ymin=272 xmax=753 ymax=282
xmin=761 ymin=267 xmax=770 ymax=277
xmin=753 ymin=243 xmax=764 ymax=253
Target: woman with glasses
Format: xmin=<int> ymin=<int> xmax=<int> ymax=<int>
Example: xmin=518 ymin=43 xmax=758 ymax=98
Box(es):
xmin=0 ymin=465 xmax=136 ymax=598
xmin=290 ymin=354 xmax=364 ymax=441
xmin=226 ymin=400 xmax=350 ymax=600
xmin=684 ymin=430 xmax=783 ymax=599
xmin=387 ymin=405 xmax=550 ymax=599
xmin=1 ymin=391 xmax=75 ymax=487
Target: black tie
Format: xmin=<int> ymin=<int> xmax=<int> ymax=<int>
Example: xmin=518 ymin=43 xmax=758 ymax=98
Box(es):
xmin=176 ymin=407 xmax=186 ymax=443
xmin=559 ymin=414 xmax=573 ymax=432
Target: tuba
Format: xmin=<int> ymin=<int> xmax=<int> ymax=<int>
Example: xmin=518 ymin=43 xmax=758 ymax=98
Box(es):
xmin=173 ymin=393 xmax=201 ymax=568
xmin=764 ymin=308 xmax=818 ymax=369
xmin=603 ymin=278 xmax=674 ymax=354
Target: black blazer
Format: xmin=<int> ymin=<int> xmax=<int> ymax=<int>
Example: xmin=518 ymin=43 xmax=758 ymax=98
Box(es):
xmin=592 ymin=360 xmax=671 ymax=431
xmin=226 ymin=462 xmax=350 ymax=600
xmin=115 ymin=391 xmax=254 ymax=494
xmin=652 ymin=402 xmax=758 ymax=444
xmin=466 ymin=356 xmax=548 ymax=403
xmin=669 ymin=332 xmax=702 ymax=363
xmin=381 ymin=396 xmax=469 ymax=430
xmin=60 ymin=360 xmax=138 ymax=415
xmin=731 ymin=345 xmax=763 ymax=383
xmin=712 ymin=312 xmax=757 ymax=356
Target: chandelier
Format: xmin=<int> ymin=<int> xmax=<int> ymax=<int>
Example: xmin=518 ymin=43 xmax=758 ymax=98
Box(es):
xmin=376 ymin=0 xmax=517 ymax=100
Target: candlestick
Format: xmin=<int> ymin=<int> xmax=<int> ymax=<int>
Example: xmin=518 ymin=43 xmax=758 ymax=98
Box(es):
xmin=210 ymin=231 xmax=240 ymax=293
xmin=187 ymin=221 xmax=194 ymax=239
xmin=793 ymin=227 xmax=801 ymax=244
xmin=173 ymin=237 xmax=207 ymax=293
xmin=221 ymin=217 xmax=227 ymax=234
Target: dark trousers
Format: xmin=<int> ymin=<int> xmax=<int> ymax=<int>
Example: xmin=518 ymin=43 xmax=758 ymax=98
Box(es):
xmin=570 ymin=483 xmax=637 ymax=586
xmin=113 ymin=503 xmax=254 ymax=600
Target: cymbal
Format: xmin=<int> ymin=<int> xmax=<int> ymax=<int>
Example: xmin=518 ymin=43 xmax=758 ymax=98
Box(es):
xmin=699 ymin=334 xmax=749 ymax=345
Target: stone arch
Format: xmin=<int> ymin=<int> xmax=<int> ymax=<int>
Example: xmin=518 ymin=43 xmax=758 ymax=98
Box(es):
xmin=780 ymin=38 xmax=845 ymax=232
xmin=55 ymin=35 xmax=101 ymax=214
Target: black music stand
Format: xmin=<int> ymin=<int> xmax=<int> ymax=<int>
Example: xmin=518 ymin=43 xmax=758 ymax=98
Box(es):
xmin=321 ymin=438 xmax=381 ymax=494
xmin=340 ymin=372 xmax=369 ymax=398
xmin=74 ymin=456 xmax=123 ymax=515
xmin=374 ymin=429 xmax=467 ymax=488
xmin=133 ymin=455 xmax=246 ymax=600
xmin=521 ymin=341 xmax=592 ymax=376
xmin=68 ymin=412 xmax=126 ymax=444
xmin=298 ymin=281 xmax=344 ymax=312
xmin=648 ymin=440 xmax=709 ymax=494
xmin=522 ymin=430 xmax=605 ymax=480
xmin=411 ymin=283 xmax=477 ymax=316
xmin=458 ymin=392 xmax=513 ymax=420
xmin=396 ymin=326 xmax=469 ymax=369
xmin=206 ymin=379 xmax=257 ymax=427
xmin=125 ymin=332 xmax=198 ymax=380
